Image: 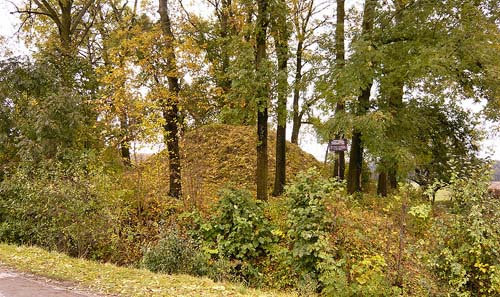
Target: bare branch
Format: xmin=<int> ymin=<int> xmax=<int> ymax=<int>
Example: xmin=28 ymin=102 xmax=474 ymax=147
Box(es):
xmin=12 ymin=9 xmax=53 ymax=18
xmin=178 ymin=0 xmax=201 ymax=31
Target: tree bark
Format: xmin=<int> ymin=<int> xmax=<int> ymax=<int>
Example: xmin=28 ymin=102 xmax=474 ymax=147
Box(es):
xmin=346 ymin=87 xmax=370 ymax=194
xmin=377 ymin=171 xmax=388 ymax=196
xmin=291 ymin=40 xmax=303 ymax=144
xmin=256 ymin=0 xmax=270 ymax=201
xmin=389 ymin=168 xmax=398 ymax=189
xmin=272 ymin=0 xmax=289 ymax=197
xmin=120 ymin=112 xmax=131 ymax=166
xmin=346 ymin=0 xmax=376 ymax=194
xmin=333 ymin=0 xmax=346 ymax=180
xmin=159 ymin=0 xmax=182 ymax=198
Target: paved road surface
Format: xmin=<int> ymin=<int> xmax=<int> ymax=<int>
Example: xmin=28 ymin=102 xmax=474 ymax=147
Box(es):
xmin=0 ymin=267 xmax=100 ymax=297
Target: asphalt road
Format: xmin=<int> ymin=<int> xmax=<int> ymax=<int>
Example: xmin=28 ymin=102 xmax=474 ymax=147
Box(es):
xmin=0 ymin=267 xmax=100 ymax=297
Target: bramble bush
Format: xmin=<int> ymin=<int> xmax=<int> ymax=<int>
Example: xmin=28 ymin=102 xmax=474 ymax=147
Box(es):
xmin=199 ymin=188 xmax=275 ymax=260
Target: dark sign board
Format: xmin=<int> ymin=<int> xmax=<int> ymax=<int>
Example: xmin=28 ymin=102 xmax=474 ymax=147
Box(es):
xmin=328 ymin=139 xmax=347 ymax=152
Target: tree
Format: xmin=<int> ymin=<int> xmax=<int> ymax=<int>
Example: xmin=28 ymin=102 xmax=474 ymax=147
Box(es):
xmin=271 ymin=0 xmax=290 ymax=196
xmin=368 ymin=0 xmax=500 ymax=195
xmin=179 ymin=0 xmax=257 ymax=125
xmin=289 ymin=0 xmax=327 ymax=144
xmin=408 ymin=100 xmax=482 ymax=191
xmin=11 ymin=0 xmax=101 ymax=161
xmin=15 ymin=0 xmax=97 ymax=56
xmin=346 ymin=0 xmax=376 ymax=194
xmin=158 ymin=0 xmax=183 ymax=198
xmin=255 ymin=0 xmax=271 ymax=201
xmin=93 ymin=1 xmax=142 ymax=166
xmin=332 ymin=0 xmax=346 ymax=181
xmin=375 ymin=0 xmax=405 ymax=196
xmin=0 ymin=57 xmax=98 ymax=163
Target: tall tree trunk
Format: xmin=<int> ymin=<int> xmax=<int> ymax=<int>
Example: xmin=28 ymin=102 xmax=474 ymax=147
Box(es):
xmin=159 ymin=0 xmax=182 ymax=198
xmin=256 ymin=0 xmax=270 ymax=201
xmin=120 ymin=112 xmax=131 ymax=166
xmin=376 ymin=0 xmax=405 ymax=196
xmin=346 ymin=0 xmax=376 ymax=194
xmin=291 ymin=40 xmax=303 ymax=145
xmin=59 ymin=2 xmax=72 ymax=56
xmin=346 ymin=87 xmax=371 ymax=193
xmin=376 ymin=81 xmax=404 ymax=196
xmin=272 ymin=0 xmax=289 ymax=197
xmin=389 ymin=168 xmax=398 ymax=189
xmin=333 ymin=0 xmax=346 ymax=180
xmin=377 ymin=171 xmax=388 ymax=196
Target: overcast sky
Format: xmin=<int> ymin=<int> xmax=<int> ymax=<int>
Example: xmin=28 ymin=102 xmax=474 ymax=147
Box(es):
xmin=0 ymin=0 xmax=499 ymax=161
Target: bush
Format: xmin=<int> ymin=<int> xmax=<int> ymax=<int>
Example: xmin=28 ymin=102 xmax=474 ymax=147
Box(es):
xmin=284 ymin=168 xmax=338 ymax=289
xmin=190 ymin=188 xmax=275 ymax=284
xmin=142 ymin=230 xmax=206 ymax=276
xmin=284 ymin=169 xmax=405 ymax=295
xmin=0 ymin=157 xmax=118 ymax=260
xmin=199 ymin=188 xmax=275 ymax=261
xmin=431 ymin=165 xmax=500 ymax=296
xmin=285 ymin=169 xmax=335 ymax=271
xmin=320 ymin=255 xmax=398 ymax=297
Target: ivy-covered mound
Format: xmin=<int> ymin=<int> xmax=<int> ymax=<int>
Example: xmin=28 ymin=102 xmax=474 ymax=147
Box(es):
xmin=140 ymin=124 xmax=323 ymax=205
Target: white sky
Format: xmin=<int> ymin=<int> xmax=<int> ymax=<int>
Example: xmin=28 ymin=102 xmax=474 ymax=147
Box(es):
xmin=1 ymin=0 xmax=499 ymax=161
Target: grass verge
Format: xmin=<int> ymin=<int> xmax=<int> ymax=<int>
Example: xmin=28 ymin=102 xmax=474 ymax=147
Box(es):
xmin=0 ymin=244 xmax=294 ymax=297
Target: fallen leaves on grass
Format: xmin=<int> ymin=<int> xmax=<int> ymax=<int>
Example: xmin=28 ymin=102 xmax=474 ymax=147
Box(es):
xmin=0 ymin=244 xmax=295 ymax=297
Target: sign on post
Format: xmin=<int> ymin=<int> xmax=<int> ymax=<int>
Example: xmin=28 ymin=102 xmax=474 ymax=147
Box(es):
xmin=328 ymin=139 xmax=347 ymax=152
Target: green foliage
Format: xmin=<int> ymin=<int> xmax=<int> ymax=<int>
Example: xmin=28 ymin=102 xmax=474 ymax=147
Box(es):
xmin=408 ymin=203 xmax=433 ymax=235
xmin=199 ymin=188 xmax=275 ymax=261
xmin=0 ymin=57 xmax=99 ymax=164
xmin=284 ymin=168 xmax=337 ymax=285
xmin=431 ymin=165 xmax=500 ymax=296
xmin=320 ymin=255 xmax=398 ymax=297
xmin=0 ymin=157 xmax=117 ymax=259
xmin=142 ymin=230 xmax=206 ymax=276
xmin=282 ymin=168 xmax=398 ymax=293
xmin=407 ymin=101 xmax=483 ymax=189
xmin=184 ymin=188 xmax=276 ymax=284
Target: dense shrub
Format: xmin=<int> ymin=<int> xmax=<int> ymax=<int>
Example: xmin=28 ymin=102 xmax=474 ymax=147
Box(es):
xmin=192 ymin=188 xmax=275 ymax=284
xmin=284 ymin=168 xmax=337 ymax=288
xmin=0 ymin=157 xmax=119 ymax=259
xmin=285 ymin=169 xmax=341 ymax=294
xmin=199 ymin=188 xmax=275 ymax=261
xmin=431 ymin=166 xmax=500 ymax=296
xmin=283 ymin=169 xmax=397 ymax=295
xmin=142 ymin=230 xmax=206 ymax=276
xmin=320 ymin=254 xmax=397 ymax=297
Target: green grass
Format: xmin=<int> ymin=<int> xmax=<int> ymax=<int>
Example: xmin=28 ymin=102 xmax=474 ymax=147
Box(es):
xmin=0 ymin=244 xmax=295 ymax=297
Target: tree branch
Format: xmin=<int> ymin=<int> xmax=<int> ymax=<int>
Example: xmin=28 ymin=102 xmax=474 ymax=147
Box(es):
xmin=32 ymin=0 xmax=62 ymax=28
xmin=71 ymin=0 xmax=98 ymax=35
